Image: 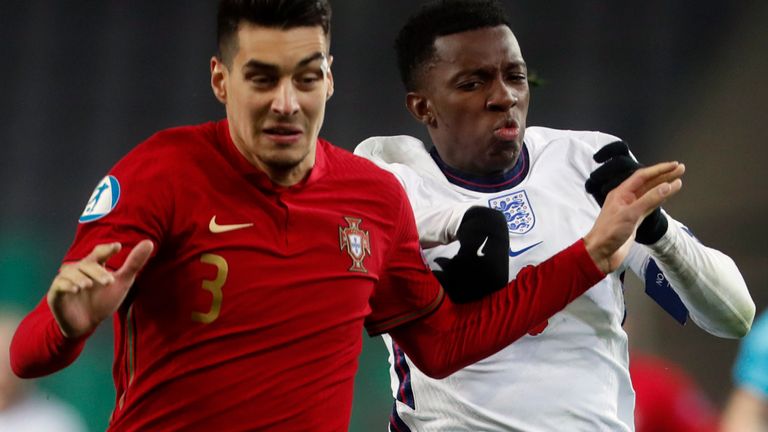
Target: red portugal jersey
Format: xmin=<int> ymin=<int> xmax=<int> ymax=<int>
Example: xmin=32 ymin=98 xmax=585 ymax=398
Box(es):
xmin=58 ymin=120 xmax=442 ymax=431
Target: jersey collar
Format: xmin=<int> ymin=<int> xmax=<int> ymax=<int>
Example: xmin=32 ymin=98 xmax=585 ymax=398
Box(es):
xmin=430 ymin=144 xmax=530 ymax=193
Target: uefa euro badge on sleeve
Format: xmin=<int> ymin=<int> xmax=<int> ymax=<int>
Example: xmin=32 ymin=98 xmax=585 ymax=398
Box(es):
xmin=339 ymin=216 xmax=371 ymax=273
xmin=79 ymin=175 xmax=121 ymax=223
xmin=488 ymin=190 xmax=536 ymax=235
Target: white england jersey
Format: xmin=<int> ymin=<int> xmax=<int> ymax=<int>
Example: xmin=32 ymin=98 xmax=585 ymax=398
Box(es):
xmin=355 ymin=127 xmax=753 ymax=432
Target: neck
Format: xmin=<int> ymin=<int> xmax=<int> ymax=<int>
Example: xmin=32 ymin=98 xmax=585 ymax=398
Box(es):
xmin=250 ymin=151 xmax=316 ymax=187
xmin=230 ymin=135 xmax=317 ymax=187
xmin=261 ymin=163 xmax=314 ymax=187
xmin=430 ymin=145 xmax=529 ymax=193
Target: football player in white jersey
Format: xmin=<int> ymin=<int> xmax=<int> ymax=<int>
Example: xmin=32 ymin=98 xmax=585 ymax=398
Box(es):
xmin=354 ymin=0 xmax=755 ymax=430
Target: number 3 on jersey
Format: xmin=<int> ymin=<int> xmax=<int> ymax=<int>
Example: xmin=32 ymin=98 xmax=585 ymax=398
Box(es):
xmin=191 ymin=254 xmax=228 ymax=324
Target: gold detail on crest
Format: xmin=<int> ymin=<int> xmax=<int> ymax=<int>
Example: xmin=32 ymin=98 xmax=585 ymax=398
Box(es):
xmin=339 ymin=217 xmax=371 ymax=273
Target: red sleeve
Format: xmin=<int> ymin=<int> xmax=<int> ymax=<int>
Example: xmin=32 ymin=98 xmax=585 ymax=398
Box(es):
xmin=64 ymin=140 xmax=171 ymax=269
xmin=10 ymin=297 xmax=90 ymax=378
xmin=11 ymin=141 xmax=170 ymax=379
xmin=389 ymin=239 xmax=605 ymax=379
xmin=364 ymin=185 xmax=445 ymax=334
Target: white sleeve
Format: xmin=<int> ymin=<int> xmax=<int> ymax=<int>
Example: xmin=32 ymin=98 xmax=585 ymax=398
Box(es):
xmin=628 ymin=214 xmax=755 ymax=338
xmin=396 ymin=168 xmax=474 ymax=247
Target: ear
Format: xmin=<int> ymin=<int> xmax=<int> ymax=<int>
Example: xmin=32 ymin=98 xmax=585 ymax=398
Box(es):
xmin=210 ymin=56 xmax=228 ymax=104
xmin=405 ymin=92 xmax=435 ymax=128
xmin=325 ymin=55 xmax=335 ymax=101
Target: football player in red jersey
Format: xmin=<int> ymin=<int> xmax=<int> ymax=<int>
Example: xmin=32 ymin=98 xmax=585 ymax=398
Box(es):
xmin=9 ymin=1 xmax=684 ymax=430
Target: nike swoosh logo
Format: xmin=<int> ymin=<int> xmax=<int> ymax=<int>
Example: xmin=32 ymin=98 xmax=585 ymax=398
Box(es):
xmin=209 ymin=216 xmax=254 ymax=234
xmin=476 ymin=237 xmax=489 ymax=257
xmin=509 ymin=241 xmax=543 ymax=257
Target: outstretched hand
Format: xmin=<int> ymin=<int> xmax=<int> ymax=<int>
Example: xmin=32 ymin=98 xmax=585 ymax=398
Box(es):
xmin=47 ymin=240 xmax=154 ymax=338
xmin=585 ymin=141 xmax=669 ymax=244
xmin=583 ymin=161 xmax=684 ymax=274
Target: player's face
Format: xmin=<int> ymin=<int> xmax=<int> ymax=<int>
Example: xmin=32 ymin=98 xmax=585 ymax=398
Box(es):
xmin=412 ymin=26 xmax=529 ymax=176
xmin=211 ymin=24 xmax=333 ymax=184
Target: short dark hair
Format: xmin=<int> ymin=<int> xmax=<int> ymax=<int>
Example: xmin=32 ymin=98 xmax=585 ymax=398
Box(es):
xmin=217 ymin=0 xmax=332 ymax=66
xmin=395 ymin=0 xmax=511 ymax=91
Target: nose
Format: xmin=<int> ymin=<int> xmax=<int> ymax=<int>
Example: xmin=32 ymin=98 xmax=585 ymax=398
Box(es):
xmin=486 ymin=78 xmax=518 ymax=112
xmin=271 ymin=79 xmax=300 ymax=116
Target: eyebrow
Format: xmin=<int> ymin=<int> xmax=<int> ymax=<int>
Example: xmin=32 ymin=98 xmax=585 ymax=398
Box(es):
xmin=470 ymin=60 xmax=528 ymax=72
xmin=510 ymin=60 xmax=527 ymax=70
xmin=241 ymin=52 xmax=327 ymax=74
xmin=452 ymin=60 xmax=528 ymax=79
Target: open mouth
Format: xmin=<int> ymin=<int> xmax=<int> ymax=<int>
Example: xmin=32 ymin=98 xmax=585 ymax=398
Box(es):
xmin=264 ymin=126 xmax=302 ymax=135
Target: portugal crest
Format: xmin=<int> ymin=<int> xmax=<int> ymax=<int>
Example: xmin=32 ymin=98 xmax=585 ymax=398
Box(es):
xmin=339 ymin=216 xmax=371 ymax=273
xmin=489 ymin=190 xmax=536 ymax=235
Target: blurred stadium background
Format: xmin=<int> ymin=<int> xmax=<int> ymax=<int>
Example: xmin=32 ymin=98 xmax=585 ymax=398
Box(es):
xmin=1 ymin=1 xmax=766 ymax=430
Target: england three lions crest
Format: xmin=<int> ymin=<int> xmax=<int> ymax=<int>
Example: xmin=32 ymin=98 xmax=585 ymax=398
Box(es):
xmin=489 ymin=190 xmax=536 ymax=235
xmin=339 ymin=216 xmax=371 ymax=273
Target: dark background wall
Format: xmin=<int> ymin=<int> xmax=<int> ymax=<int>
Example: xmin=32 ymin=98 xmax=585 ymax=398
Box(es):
xmin=1 ymin=1 xmax=766 ymax=430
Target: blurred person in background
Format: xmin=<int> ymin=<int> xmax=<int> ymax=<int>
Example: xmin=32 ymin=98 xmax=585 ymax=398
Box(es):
xmin=721 ymin=310 xmax=768 ymax=432
xmin=623 ymin=314 xmax=720 ymax=432
xmin=1 ymin=308 xmax=87 ymax=432
xmin=355 ymin=0 xmax=754 ymax=430
xmin=630 ymin=351 xmax=719 ymax=432
xmin=6 ymin=0 xmax=683 ymax=430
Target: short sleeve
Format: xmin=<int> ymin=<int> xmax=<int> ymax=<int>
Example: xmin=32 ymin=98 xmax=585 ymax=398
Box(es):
xmin=63 ymin=143 xmax=171 ymax=270
xmin=364 ymin=185 xmax=444 ymax=335
xmin=733 ymin=311 xmax=768 ymax=397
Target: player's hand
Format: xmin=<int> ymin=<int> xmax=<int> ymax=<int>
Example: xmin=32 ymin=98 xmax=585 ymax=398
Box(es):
xmin=47 ymin=240 xmax=154 ymax=338
xmin=584 ymin=161 xmax=684 ymax=274
xmin=433 ymin=207 xmax=509 ymax=303
xmin=585 ymin=141 xmax=668 ymax=244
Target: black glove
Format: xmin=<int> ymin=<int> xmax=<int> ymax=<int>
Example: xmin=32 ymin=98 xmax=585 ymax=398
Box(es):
xmin=433 ymin=206 xmax=509 ymax=303
xmin=585 ymin=141 xmax=668 ymax=244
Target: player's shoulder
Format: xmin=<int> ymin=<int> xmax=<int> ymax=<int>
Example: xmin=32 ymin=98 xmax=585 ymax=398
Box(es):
xmin=354 ymin=135 xmax=427 ymax=164
xmin=320 ymin=138 xmax=408 ymax=195
xmin=113 ymin=122 xmax=219 ymax=176
xmin=524 ymin=126 xmax=623 ymax=177
xmin=130 ymin=122 xmax=217 ymax=158
xmin=354 ymin=135 xmax=446 ymax=185
xmin=525 ymin=126 xmax=621 ymax=155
